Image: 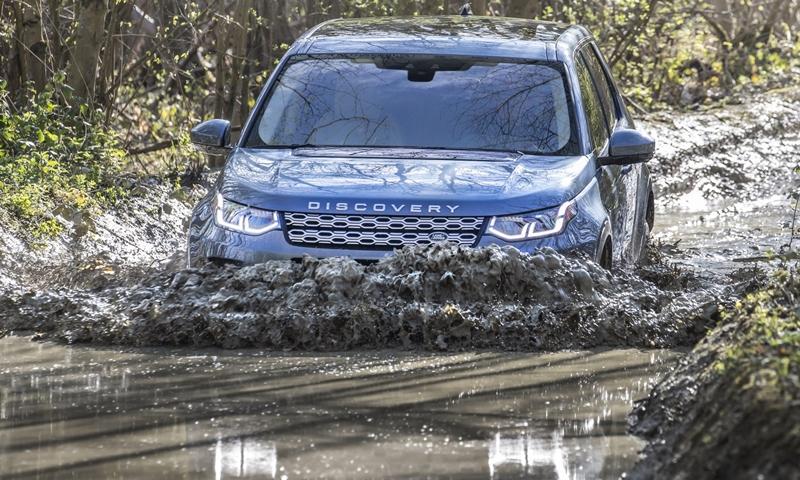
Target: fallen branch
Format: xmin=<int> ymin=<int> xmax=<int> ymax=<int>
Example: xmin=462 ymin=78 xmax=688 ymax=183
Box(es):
xmin=624 ymin=94 xmax=649 ymax=115
xmin=733 ymin=252 xmax=800 ymax=263
xmin=127 ymin=139 xmax=179 ymax=155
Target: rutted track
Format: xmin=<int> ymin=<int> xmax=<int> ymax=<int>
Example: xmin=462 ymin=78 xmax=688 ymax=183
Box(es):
xmin=646 ymin=86 xmax=800 ymax=206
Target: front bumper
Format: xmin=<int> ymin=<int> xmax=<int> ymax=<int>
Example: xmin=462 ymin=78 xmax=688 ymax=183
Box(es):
xmin=192 ymin=226 xmax=600 ymax=263
xmin=188 ymin=194 xmax=606 ymax=266
xmin=188 ymin=175 xmax=610 ymax=266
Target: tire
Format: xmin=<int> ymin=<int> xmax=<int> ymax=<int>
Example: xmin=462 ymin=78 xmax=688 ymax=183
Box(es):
xmin=599 ymin=238 xmax=613 ymax=269
xmin=636 ymin=191 xmax=655 ymax=265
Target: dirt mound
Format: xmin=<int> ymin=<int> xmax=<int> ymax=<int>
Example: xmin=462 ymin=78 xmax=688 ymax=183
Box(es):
xmin=628 ymin=267 xmax=799 ymax=480
xmin=0 ymin=244 xmax=754 ymax=351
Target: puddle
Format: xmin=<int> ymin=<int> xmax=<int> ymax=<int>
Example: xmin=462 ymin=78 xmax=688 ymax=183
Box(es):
xmin=654 ymin=131 xmax=800 ymax=273
xmin=656 ymin=195 xmax=794 ymax=273
xmin=0 ymin=336 xmax=678 ymax=479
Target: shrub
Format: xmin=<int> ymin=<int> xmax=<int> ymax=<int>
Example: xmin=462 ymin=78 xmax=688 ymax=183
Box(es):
xmin=714 ymin=268 xmax=800 ymax=400
xmin=0 ymin=78 xmax=127 ymax=238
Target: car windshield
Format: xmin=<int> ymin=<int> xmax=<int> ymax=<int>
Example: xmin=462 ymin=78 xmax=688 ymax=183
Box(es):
xmin=245 ymin=55 xmax=579 ymax=155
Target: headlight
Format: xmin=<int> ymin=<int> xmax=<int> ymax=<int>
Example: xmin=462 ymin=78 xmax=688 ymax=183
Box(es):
xmin=214 ymin=193 xmax=280 ymax=235
xmin=487 ymin=200 xmax=577 ymax=241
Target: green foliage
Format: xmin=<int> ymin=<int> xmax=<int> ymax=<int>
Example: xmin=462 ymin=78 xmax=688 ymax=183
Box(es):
xmin=537 ymin=0 xmax=800 ymax=108
xmin=711 ymin=268 xmax=800 ymax=402
xmin=0 ymin=79 xmax=127 ymax=238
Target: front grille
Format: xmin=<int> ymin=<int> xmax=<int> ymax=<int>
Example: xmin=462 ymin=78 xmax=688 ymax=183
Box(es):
xmin=283 ymin=212 xmax=485 ymax=249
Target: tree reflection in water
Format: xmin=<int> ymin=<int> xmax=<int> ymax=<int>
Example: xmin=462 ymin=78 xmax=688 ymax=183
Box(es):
xmin=488 ymin=429 xmax=610 ymax=480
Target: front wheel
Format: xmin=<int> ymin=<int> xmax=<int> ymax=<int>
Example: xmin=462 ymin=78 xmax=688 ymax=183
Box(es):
xmin=635 ymin=192 xmax=655 ymax=265
xmin=598 ymin=237 xmax=613 ymax=269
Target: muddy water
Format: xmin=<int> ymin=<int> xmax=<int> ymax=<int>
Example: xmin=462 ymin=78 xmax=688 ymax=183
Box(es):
xmin=656 ymin=194 xmax=792 ymax=272
xmin=654 ymin=131 xmax=800 ymax=272
xmin=0 ymin=336 xmax=676 ymax=479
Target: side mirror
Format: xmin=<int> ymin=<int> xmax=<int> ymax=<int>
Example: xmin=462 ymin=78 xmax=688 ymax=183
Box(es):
xmin=191 ymin=119 xmax=231 ymax=154
xmin=599 ymin=128 xmax=655 ymax=166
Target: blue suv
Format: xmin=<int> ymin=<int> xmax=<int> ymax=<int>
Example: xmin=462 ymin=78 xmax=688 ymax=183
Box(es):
xmin=188 ymin=16 xmax=655 ymax=268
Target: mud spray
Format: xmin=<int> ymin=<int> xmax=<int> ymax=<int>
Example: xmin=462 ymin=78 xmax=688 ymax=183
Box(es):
xmin=3 ymin=242 xmax=761 ymax=350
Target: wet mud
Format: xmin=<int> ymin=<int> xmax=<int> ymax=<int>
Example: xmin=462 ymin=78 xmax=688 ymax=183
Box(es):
xmin=647 ymin=86 xmax=800 ymax=206
xmin=627 ymin=269 xmax=800 ymax=480
xmin=1 ymin=243 xmax=750 ymax=350
xmin=0 ymin=178 xmax=205 ymax=290
xmin=647 ymin=87 xmax=800 ymax=272
xmin=625 ymin=87 xmax=800 ymax=479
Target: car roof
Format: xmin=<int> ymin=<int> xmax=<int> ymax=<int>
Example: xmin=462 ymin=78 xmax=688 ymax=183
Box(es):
xmin=296 ymin=16 xmax=592 ymax=61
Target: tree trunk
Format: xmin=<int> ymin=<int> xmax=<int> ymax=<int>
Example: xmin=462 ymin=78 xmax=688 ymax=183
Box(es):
xmin=66 ymin=0 xmax=109 ymax=101
xmin=395 ymin=0 xmax=416 ymax=16
xmin=471 ymin=0 xmax=487 ymax=15
xmin=272 ymin=0 xmax=294 ymax=46
xmin=224 ymin=0 xmax=251 ymax=124
xmin=46 ymin=0 xmax=65 ymax=70
xmin=305 ymin=0 xmax=325 ymax=28
xmin=12 ymin=2 xmax=48 ymax=93
xmin=420 ymin=0 xmax=442 ymax=14
xmin=213 ymin=21 xmax=226 ymax=119
xmin=508 ymin=0 xmax=537 ymax=18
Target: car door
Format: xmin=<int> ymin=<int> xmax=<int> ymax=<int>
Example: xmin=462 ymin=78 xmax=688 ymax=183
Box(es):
xmin=577 ymin=43 xmax=643 ymax=263
xmin=582 ymin=43 xmax=647 ymax=263
xmin=574 ymin=46 xmax=626 ymax=263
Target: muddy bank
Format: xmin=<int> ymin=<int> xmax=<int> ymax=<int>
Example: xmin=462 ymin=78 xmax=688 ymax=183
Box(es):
xmin=628 ymin=268 xmax=800 ymax=479
xmin=0 ymin=178 xmax=206 ymax=290
xmin=0 ymin=244 xmax=755 ymax=350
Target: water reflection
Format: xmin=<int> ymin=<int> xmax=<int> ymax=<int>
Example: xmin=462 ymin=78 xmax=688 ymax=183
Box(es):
xmin=488 ymin=429 xmax=613 ymax=480
xmin=251 ymin=55 xmax=577 ymax=155
xmin=490 ymin=431 xmax=568 ymax=479
xmin=0 ymin=337 xmax=677 ymax=479
xmin=214 ymin=437 xmax=277 ymax=479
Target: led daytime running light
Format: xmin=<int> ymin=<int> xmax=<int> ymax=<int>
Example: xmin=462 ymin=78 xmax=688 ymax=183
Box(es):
xmin=214 ymin=193 xmax=280 ymax=235
xmin=486 ymin=178 xmax=596 ymax=242
xmin=487 ymin=201 xmax=576 ymax=241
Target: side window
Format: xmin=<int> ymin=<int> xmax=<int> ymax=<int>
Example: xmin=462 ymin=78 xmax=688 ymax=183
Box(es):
xmin=580 ymin=45 xmax=617 ymax=133
xmin=576 ymin=54 xmax=607 ymax=151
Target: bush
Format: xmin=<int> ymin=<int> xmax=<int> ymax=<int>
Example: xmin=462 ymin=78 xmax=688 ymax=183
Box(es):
xmin=0 ymin=78 xmax=127 ymax=238
xmin=714 ymin=268 xmax=800 ymax=400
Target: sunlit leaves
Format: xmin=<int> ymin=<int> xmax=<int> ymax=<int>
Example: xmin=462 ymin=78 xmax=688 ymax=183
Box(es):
xmin=710 ymin=270 xmax=800 ymax=403
xmin=0 ymin=79 xmax=127 ymax=239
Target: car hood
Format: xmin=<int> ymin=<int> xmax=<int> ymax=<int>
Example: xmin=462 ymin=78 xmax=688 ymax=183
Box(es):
xmin=217 ymin=147 xmax=596 ymax=216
